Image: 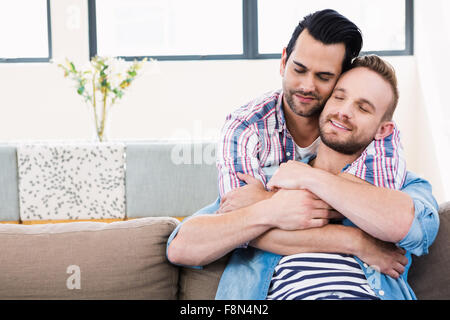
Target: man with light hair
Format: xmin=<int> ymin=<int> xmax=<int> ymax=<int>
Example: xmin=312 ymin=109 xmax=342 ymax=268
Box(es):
xmin=258 ymin=55 xmax=408 ymax=299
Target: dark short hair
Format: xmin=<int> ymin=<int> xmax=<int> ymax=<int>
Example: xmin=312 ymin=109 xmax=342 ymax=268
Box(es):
xmin=286 ymin=9 xmax=363 ymax=72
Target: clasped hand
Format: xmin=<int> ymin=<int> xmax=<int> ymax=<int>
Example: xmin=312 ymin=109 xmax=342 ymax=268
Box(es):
xmin=219 ymin=163 xmax=407 ymax=278
xmin=266 ymin=160 xmax=313 ymax=191
xmin=218 ymin=164 xmax=343 ymax=230
xmin=265 ymin=161 xmax=345 ymax=229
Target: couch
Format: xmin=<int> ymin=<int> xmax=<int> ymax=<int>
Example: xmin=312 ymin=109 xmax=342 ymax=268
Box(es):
xmin=0 ymin=141 xmax=448 ymax=300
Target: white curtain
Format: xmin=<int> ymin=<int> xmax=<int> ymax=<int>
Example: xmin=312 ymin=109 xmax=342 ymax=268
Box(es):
xmin=415 ymin=0 xmax=450 ymax=200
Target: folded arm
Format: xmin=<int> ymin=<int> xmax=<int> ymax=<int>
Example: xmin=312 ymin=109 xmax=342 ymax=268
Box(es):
xmin=267 ymin=161 xmax=415 ymax=243
xmin=250 ymin=223 xmax=408 ymax=279
xmin=167 ymin=201 xmax=272 ymax=267
xmin=167 ymin=189 xmax=340 ymax=267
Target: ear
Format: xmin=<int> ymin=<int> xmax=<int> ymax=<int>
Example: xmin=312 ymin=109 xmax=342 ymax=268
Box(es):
xmin=374 ymin=121 xmax=395 ymax=140
xmin=280 ymin=47 xmax=287 ymax=77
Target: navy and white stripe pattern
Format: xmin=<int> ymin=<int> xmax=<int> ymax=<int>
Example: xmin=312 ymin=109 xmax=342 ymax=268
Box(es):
xmin=267 ymin=253 xmax=380 ymax=300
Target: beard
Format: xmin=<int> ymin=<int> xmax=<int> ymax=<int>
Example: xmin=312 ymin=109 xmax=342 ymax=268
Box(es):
xmin=319 ymin=114 xmax=372 ymax=156
xmin=284 ymin=89 xmax=324 ymax=117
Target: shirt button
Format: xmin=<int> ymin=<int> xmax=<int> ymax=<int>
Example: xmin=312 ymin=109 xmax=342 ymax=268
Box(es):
xmin=363 ymin=263 xmax=368 ymax=268
xmin=286 ymin=152 xmax=291 ymax=157
xmin=379 ymin=290 xmax=385 ymax=296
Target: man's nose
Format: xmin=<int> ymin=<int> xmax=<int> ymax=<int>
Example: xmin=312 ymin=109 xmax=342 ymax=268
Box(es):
xmin=300 ymin=73 xmax=315 ymax=93
xmin=337 ymin=102 xmax=354 ymax=119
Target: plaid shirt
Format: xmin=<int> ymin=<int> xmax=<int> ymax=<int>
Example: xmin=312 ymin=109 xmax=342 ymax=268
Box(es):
xmin=216 ymin=89 xmax=406 ymax=197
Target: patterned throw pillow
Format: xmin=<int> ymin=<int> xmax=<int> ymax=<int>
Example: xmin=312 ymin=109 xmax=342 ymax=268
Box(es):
xmin=17 ymin=142 xmax=126 ymax=221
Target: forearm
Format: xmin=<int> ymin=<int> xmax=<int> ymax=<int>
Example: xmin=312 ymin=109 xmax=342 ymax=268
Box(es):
xmin=304 ymin=170 xmax=414 ymax=243
xmin=167 ymin=201 xmax=273 ymax=266
xmin=218 ymin=184 xmax=275 ymax=214
xmin=249 ymin=224 xmax=362 ymax=256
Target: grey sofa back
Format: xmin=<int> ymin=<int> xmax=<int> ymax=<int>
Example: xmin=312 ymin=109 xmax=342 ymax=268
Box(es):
xmin=408 ymin=201 xmax=450 ymax=299
xmin=0 ymin=141 xmax=218 ymax=222
xmin=0 ymin=145 xmax=20 ymax=221
xmin=126 ymin=141 xmax=218 ymax=218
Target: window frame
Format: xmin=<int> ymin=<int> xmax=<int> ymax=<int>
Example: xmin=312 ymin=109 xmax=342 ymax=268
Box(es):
xmin=88 ymin=0 xmax=413 ymax=61
xmin=0 ymin=0 xmax=53 ymax=63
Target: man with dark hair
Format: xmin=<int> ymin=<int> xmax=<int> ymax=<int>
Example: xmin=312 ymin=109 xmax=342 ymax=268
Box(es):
xmin=285 ymin=9 xmax=362 ymax=73
xmin=216 ymin=9 xmax=403 ymax=198
xmin=167 ymin=10 xmax=438 ymax=300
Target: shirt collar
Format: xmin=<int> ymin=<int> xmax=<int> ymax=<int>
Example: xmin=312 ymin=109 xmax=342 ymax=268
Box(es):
xmin=275 ymin=90 xmax=287 ymax=132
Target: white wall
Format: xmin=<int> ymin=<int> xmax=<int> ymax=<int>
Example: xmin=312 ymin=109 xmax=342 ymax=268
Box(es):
xmin=413 ymin=0 xmax=450 ymax=203
xmin=0 ymin=0 xmax=446 ymax=203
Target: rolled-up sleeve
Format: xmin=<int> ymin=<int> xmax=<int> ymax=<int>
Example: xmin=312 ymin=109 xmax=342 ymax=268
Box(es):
xmin=397 ymin=172 xmax=440 ymax=256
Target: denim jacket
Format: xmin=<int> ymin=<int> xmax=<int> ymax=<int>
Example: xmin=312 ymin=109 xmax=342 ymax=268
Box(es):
xmin=167 ymin=171 xmax=440 ymax=300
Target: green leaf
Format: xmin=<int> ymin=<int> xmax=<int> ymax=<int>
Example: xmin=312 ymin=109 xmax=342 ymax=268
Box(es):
xmin=77 ymin=86 xmax=85 ymax=95
xmin=113 ymin=88 xmax=123 ymax=98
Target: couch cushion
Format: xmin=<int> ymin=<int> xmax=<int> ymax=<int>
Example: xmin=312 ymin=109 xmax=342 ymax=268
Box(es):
xmin=16 ymin=143 xmax=126 ymax=221
xmin=0 ymin=217 xmax=179 ymax=299
xmin=125 ymin=141 xmax=218 ymax=218
xmin=408 ymin=201 xmax=450 ymax=299
xmin=179 ymin=254 xmax=230 ymax=300
xmin=0 ymin=145 xmax=20 ymax=221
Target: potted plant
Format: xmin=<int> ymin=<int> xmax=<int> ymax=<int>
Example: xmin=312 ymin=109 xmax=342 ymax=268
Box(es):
xmin=57 ymin=56 xmax=148 ymax=141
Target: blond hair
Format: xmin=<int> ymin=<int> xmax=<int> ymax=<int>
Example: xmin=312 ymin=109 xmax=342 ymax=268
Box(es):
xmin=351 ymin=55 xmax=399 ymax=121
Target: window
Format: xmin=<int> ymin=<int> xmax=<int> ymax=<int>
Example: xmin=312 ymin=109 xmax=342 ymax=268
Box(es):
xmin=0 ymin=0 xmax=52 ymax=63
xmin=257 ymin=0 xmax=413 ymax=57
xmin=90 ymin=0 xmax=243 ymax=60
xmin=89 ymin=0 xmax=413 ymax=61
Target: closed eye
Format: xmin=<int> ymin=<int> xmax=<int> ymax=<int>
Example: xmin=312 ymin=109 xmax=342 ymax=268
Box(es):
xmin=359 ymin=105 xmax=369 ymax=112
xmin=318 ymin=75 xmax=331 ymax=82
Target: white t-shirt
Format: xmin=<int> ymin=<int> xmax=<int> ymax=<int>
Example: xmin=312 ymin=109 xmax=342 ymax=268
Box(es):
xmin=294 ymin=137 xmax=321 ymax=161
xmin=261 ymin=137 xmax=321 ymax=181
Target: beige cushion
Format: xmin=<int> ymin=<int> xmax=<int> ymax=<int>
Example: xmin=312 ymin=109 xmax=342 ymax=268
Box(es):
xmin=179 ymin=254 xmax=230 ymax=300
xmin=0 ymin=217 xmax=179 ymax=300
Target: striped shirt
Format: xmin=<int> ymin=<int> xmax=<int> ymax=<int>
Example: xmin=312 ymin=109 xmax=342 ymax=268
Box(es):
xmin=216 ymin=89 xmax=406 ymax=197
xmin=267 ymin=253 xmax=380 ymax=300
xmin=344 ymin=133 xmax=406 ymax=189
